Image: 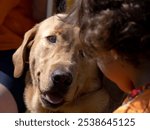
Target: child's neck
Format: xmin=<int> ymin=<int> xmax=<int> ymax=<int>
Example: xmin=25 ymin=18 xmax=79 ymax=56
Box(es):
xmin=133 ymin=64 xmax=150 ymax=88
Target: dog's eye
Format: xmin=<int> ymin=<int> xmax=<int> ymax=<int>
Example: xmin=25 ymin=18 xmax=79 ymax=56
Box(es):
xmin=46 ymin=35 xmax=57 ymax=43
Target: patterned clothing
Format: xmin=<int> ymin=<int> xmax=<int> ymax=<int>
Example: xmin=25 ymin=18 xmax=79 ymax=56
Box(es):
xmin=114 ymin=85 xmax=150 ymax=113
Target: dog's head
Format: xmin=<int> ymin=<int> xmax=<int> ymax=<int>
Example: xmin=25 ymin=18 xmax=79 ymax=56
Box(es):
xmin=13 ymin=14 xmax=110 ymax=112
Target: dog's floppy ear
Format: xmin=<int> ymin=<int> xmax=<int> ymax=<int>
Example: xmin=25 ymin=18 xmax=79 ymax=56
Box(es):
xmin=13 ymin=24 xmax=39 ymax=78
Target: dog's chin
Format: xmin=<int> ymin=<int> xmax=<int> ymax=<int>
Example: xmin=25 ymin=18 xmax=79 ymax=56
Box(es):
xmin=40 ymin=93 xmax=65 ymax=109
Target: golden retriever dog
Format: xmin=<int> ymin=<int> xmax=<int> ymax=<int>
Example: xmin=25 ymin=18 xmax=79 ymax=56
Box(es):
xmin=13 ymin=14 xmax=123 ymax=112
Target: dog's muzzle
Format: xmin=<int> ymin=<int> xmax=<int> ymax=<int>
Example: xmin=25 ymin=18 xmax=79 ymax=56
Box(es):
xmin=41 ymin=69 xmax=73 ymax=108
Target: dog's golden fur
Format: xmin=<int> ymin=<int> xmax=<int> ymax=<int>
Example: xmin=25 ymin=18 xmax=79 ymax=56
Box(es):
xmin=13 ymin=14 xmax=123 ymax=113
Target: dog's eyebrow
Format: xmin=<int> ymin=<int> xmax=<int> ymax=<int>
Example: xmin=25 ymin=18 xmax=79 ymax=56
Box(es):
xmin=62 ymin=29 xmax=73 ymax=40
xmin=59 ymin=27 xmax=75 ymax=45
xmin=54 ymin=28 xmax=63 ymax=35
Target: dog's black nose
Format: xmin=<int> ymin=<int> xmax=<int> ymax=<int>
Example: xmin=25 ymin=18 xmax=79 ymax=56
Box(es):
xmin=51 ymin=69 xmax=72 ymax=87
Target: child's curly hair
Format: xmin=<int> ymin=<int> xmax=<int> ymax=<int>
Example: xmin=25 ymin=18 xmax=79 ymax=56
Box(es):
xmin=66 ymin=0 xmax=150 ymax=66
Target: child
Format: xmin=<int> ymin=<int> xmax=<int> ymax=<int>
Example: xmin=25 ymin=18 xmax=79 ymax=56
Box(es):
xmin=65 ymin=0 xmax=150 ymax=112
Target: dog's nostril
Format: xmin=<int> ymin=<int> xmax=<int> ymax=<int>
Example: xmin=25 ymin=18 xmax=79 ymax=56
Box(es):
xmin=52 ymin=70 xmax=72 ymax=86
xmin=53 ymin=75 xmax=61 ymax=82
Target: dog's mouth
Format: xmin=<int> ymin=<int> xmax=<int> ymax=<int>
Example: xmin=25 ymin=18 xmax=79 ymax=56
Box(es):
xmin=40 ymin=92 xmax=65 ymax=108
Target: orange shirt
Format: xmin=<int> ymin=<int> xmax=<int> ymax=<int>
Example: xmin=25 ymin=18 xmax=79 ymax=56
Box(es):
xmin=114 ymin=87 xmax=150 ymax=113
xmin=0 ymin=0 xmax=36 ymax=50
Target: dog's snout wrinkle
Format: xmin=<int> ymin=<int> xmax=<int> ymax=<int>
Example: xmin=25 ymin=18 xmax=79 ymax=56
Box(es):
xmin=51 ymin=69 xmax=72 ymax=87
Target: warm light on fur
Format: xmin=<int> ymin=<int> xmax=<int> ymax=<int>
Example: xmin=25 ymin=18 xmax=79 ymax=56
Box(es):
xmin=13 ymin=14 xmax=123 ymax=113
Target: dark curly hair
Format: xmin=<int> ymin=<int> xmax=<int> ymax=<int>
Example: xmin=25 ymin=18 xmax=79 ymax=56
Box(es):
xmin=65 ymin=0 xmax=150 ymax=66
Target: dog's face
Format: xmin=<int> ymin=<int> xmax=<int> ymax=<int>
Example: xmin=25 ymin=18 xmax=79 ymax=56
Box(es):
xmin=13 ymin=14 xmax=109 ymax=112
